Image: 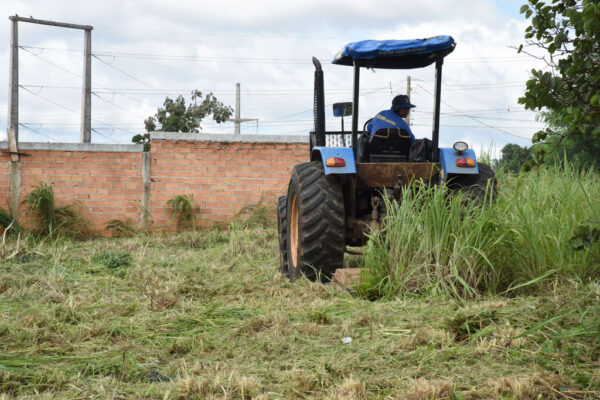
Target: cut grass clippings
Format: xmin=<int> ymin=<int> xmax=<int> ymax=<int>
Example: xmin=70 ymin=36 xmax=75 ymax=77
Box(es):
xmin=1 ymin=225 xmax=599 ymax=399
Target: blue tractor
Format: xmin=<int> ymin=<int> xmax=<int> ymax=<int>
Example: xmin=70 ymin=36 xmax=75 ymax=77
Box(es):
xmin=277 ymin=36 xmax=496 ymax=282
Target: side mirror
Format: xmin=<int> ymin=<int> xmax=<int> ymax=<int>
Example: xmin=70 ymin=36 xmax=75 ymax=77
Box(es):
xmin=332 ymin=102 xmax=353 ymax=117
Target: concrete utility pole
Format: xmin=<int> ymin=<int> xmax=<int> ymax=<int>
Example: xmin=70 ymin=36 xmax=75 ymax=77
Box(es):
xmin=7 ymin=16 xmax=93 ymax=143
xmin=7 ymin=17 xmax=21 ymax=224
xmin=81 ymin=28 xmax=92 ymax=142
xmin=7 ymin=17 xmax=19 ymax=143
xmin=406 ymin=75 xmax=412 ymax=127
xmin=229 ymin=83 xmax=258 ymax=134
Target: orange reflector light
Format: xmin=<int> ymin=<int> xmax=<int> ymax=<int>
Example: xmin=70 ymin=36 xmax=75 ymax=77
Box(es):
xmin=326 ymin=157 xmax=346 ymax=167
xmin=456 ymin=157 xmax=476 ymax=167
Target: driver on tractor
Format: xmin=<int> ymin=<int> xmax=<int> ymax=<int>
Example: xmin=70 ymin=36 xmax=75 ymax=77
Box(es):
xmin=367 ymin=94 xmax=416 ymax=143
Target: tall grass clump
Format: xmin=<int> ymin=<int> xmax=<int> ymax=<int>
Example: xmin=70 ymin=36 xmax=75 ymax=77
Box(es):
xmin=499 ymin=163 xmax=600 ymax=284
xmin=167 ymin=194 xmax=201 ymax=231
xmin=357 ymin=183 xmax=504 ymax=300
xmin=23 ymin=182 xmax=94 ymax=239
xmin=358 ymin=164 xmax=600 ymax=300
xmin=105 ymin=218 xmax=140 ymax=237
xmin=232 ymin=198 xmax=275 ymax=229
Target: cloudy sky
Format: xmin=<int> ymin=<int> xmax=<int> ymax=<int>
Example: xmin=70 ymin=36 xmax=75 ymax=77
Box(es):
xmin=0 ymin=0 xmax=547 ymax=157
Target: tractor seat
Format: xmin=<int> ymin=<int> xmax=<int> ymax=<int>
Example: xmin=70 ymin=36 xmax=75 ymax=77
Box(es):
xmin=369 ymin=128 xmax=411 ymax=162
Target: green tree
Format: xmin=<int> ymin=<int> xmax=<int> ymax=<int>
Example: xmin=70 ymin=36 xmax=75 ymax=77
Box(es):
xmin=539 ymin=112 xmax=600 ymax=170
xmin=517 ymin=0 xmax=600 ymax=168
xmin=133 ymin=90 xmax=233 ymax=151
xmin=495 ymin=143 xmax=532 ymax=173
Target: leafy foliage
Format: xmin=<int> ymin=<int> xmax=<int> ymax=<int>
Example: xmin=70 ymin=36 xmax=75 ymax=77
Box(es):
xmin=518 ymin=0 xmax=600 ymax=166
xmin=494 ymin=143 xmax=532 ymax=173
xmin=131 ymin=132 xmax=151 ymax=152
xmin=569 ymin=223 xmax=600 ymax=250
xmin=134 ymin=90 xmax=233 ymax=150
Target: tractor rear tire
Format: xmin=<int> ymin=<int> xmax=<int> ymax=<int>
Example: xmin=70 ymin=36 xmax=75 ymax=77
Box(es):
xmin=454 ymin=162 xmax=497 ymax=203
xmin=277 ymin=195 xmax=289 ymax=277
xmin=286 ymin=161 xmax=345 ymax=282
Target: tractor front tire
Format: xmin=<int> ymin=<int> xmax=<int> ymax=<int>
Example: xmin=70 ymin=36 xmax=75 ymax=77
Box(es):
xmin=277 ymin=195 xmax=289 ymax=277
xmin=286 ymin=162 xmax=345 ymax=282
xmin=454 ymin=162 xmax=497 ymax=203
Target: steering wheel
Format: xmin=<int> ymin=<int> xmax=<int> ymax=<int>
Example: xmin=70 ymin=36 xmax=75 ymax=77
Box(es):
xmin=362 ymin=118 xmax=373 ymax=133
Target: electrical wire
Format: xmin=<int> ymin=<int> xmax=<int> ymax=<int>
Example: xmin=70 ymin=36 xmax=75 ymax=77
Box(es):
xmin=18 ymin=123 xmax=60 ymax=142
xmin=92 ymin=54 xmax=171 ymax=96
xmin=416 ymin=84 xmax=532 ymax=140
xmin=19 ymin=85 xmax=134 ymax=142
xmin=20 ymin=45 xmax=538 ymax=66
xmin=20 ymin=46 xmax=82 ymax=79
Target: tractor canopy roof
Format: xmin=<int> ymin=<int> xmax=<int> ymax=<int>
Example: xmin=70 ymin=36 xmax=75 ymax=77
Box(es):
xmin=332 ymin=35 xmax=456 ymax=69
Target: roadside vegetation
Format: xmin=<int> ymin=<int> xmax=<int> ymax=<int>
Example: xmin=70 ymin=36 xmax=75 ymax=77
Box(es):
xmin=358 ymin=163 xmax=600 ymax=300
xmin=0 ymin=166 xmax=599 ymax=399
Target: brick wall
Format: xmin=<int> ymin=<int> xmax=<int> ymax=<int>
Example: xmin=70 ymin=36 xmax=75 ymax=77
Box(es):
xmin=1 ymin=143 xmax=144 ymax=232
xmin=0 ymin=134 xmax=309 ymax=233
xmin=150 ymin=135 xmax=307 ymax=226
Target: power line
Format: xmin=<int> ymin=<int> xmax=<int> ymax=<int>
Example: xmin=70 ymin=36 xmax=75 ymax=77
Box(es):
xmin=417 ymin=84 xmax=532 ymax=140
xmin=20 ymin=46 xmax=81 ymax=79
xmin=92 ymin=54 xmax=170 ymax=96
xmin=19 ymin=123 xmax=60 ymax=142
xmin=18 ymin=48 xmax=146 ymax=137
xmin=91 ymin=92 xmax=146 ymax=119
xmin=20 ymin=45 xmax=539 ymax=66
xmin=20 ymin=84 xmax=381 ymax=95
xmin=412 ymin=123 xmax=538 ymax=130
xmin=20 ymin=85 xmax=80 ymax=114
xmin=276 ymin=85 xmax=389 ymax=121
xmin=19 ymin=85 xmax=134 ymax=142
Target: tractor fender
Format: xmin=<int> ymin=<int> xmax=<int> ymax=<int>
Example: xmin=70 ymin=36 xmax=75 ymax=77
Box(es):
xmin=311 ymin=147 xmax=357 ymax=175
xmin=439 ymin=147 xmax=478 ymax=182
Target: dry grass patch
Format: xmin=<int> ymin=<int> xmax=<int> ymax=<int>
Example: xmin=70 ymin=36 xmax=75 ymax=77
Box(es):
xmin=404 ymin=378 xmax=454 ymax=400
xmin=489 ymin=370 xmax=565 ymax=399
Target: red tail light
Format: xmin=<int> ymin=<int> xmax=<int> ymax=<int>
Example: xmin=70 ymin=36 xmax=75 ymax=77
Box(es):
xmin=326 ymin=157 xmax=346 ymax=167
xmin=456 ymin=157 xmax=476 ymax=167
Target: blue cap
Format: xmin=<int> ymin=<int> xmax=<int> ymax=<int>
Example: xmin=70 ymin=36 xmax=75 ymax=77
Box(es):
xmin=392 ymin=95 xmax=416 ymax=110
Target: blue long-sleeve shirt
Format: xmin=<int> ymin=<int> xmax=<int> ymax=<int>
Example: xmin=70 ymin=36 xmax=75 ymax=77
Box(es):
xmin=366 ymin=108 xmax=415 ymax=143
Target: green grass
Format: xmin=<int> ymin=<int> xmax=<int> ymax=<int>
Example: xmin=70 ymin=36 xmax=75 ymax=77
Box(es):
xmin=22 ymin=182 xmax=94 ymax=239
xmin=358 ymin=165 xmax=600 ymax=300
xmin=1 ymin=168 xmax=599 ymax=399
xmin=167 ymin=195 xmax=201 ymax=231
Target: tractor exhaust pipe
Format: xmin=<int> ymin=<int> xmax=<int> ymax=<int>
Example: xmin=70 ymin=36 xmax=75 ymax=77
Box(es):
xmin=312 ymin=57 xmax=326 ymax=147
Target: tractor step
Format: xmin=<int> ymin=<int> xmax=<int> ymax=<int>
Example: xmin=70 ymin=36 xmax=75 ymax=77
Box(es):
xmin=332 ymin=268 xmax=361 ymax=288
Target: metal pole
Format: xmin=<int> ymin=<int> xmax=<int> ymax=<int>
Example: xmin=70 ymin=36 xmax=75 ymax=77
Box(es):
xmin=432 ymin=58 xmax=443 ymax=162
xmin=351 ymin=62 xmax=360 ymax=160
xmin=235 ymin=83 xmax=240 ymax=134
xmin=8 ymin=18 xmax=18 ymax=143
xmin=80 ymin=28 xmax=92 ymax=143
xmin=406 ymin=75 xmax=411 ymax=127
